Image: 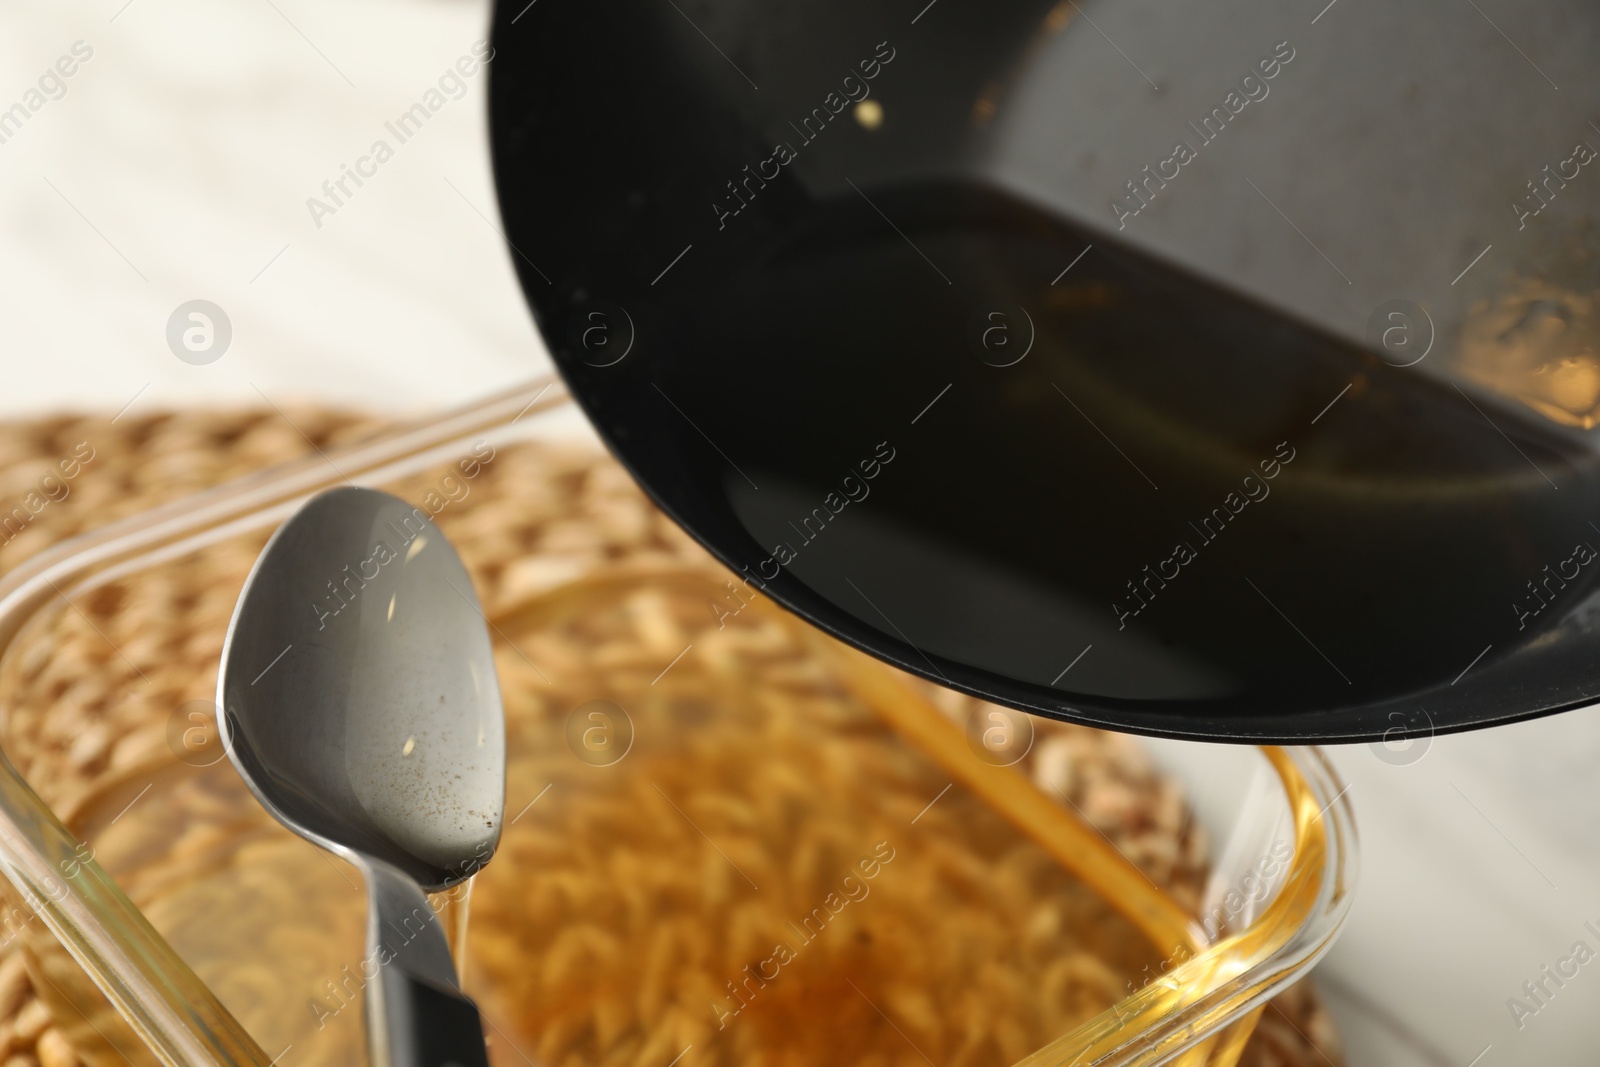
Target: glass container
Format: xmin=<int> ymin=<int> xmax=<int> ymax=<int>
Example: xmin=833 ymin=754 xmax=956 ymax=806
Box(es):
xmin=0 ymin=380 xmax=1355 ymax=1066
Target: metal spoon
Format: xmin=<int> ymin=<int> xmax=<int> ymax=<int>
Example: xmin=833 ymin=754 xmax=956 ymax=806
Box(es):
xmin=218 ymin=486 xmax=503 ymax=1067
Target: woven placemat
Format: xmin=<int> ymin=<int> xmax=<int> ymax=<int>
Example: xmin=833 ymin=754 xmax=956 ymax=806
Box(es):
xmin=0 ymin=409 xmax=1342 ymax=1067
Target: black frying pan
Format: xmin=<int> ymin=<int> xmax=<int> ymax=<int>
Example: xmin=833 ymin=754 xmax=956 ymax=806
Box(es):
xmin=488 ymin=0 xmax=1600 ymax=743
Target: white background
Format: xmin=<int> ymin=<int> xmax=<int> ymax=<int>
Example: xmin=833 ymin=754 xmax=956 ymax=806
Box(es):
xmin=1 ymin=0 xmax=549 ymax=421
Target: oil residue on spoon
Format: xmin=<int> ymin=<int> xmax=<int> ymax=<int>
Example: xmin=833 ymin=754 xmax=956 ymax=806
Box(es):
xmin=429 ymin=878 xmax=477 ymax=984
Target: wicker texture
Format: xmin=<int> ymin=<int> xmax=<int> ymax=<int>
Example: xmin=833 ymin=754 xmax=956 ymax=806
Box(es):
xmin=0 ymin=410 xmax=1342 ymax=1067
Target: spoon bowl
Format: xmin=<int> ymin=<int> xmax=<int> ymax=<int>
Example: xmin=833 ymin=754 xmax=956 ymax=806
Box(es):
xmin=219 ymin=486 xmax=504 ymax=886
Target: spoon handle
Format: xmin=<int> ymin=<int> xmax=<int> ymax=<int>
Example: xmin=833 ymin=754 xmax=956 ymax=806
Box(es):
xmin=376 ymin=966 xmax=492 ymax=1067
xmin=364 ymin=860 xmax=490 ymax=1067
